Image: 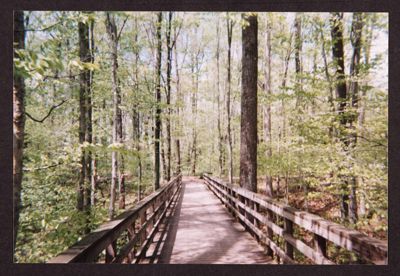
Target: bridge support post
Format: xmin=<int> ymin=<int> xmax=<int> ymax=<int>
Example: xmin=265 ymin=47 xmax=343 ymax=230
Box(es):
xmin=105 ymin=240 xmax=117 ymax=263
xmin=140 ymin=210 xmax=147 ymax=244
xmin=126 ymin=225 xmax=136 ymax=263
xmin=314 ymin=233 xmax=327 ymax=258
xmin=284 ymin=218 xmax=294 ymax=262
xmin=265 ymin=209 xmax=274 ymax=257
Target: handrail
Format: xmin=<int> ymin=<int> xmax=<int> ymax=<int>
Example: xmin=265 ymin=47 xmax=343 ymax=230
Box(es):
xmin=203 ymin=174 xmax=387 ymax=265
xmin=48 ymin=174 xmax=182 ymax=263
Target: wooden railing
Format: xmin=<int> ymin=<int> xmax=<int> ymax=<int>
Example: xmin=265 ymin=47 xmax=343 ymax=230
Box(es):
xmin=48 ymin=174 xmax=182 ymax=263
xmin=203 ymin=174 xmax=387 ymax=265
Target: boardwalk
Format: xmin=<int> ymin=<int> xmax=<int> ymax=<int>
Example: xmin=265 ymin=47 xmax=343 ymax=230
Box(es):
xmin=158 ymin=177 xmax=273 ymax=264
xmin=49 ymin=174 xmax=387 ymax=264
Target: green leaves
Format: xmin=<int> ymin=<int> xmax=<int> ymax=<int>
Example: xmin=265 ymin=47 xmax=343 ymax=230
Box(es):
xmin=68 ymin=59 xmax=100 ymax=71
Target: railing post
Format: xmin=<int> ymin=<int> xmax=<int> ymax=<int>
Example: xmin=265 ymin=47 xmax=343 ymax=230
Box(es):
xmin=314 ymin=233 xmax=327 ymax=258
xmin=105 ymin=240 xmax=117 ymax=263
xmin=126 ymin=224 xmax=136 ymax=263
xmin=140 ymin=209 xmax=147 ymax=244
xmin=252 ymin=201 xmax=260 ymax=242
xmin=265 ymin=209 xmax=274 ymax=257
xmin=148 ymin=202 xmax=155 ymax=231
xmin=284 ymin=218 xmax=294 ymax=262
xmin=230 ymin=189 xmax=234 ymax=217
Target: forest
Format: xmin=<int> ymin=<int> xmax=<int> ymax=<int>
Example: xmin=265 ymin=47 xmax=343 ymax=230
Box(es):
xmin=13 ymin=11 xmax=388 ymax=263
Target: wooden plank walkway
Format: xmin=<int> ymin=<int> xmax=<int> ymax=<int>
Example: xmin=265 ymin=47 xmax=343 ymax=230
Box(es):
xmin=158 ymin=177 xmax=274 ymax=264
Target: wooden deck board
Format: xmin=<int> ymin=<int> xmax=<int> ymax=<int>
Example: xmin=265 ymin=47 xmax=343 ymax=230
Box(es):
xmin=159 ymin=177 xmax=273 ymax=264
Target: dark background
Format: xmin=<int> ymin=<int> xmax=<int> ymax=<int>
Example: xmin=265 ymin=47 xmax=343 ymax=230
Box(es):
xmin=1 ymin=1 xmax=399 ymax=275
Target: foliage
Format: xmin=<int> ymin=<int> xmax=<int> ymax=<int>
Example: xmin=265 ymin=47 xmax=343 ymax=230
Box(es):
xmin=14 ymin=11 xmax=387 ymax=263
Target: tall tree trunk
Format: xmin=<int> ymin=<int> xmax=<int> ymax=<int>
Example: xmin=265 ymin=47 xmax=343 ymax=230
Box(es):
xmin=154 ymin=12 xmax=162 ymax=190
xmin=78 ymin=17 xmax=90 ymax=212
xmin=294 ymin=13 xmax=303 ymax=109
xmin=330 ymin=12 xmax=349 ymax=221
xmin=89 ymin=18 xmax=97 ymax=207
xmin=190 ymin=53 xmax=199 ymax=175
xmin=161 ymin=128 xmax=167 ymax=180
xmin=216 ymin=19 xmax=224 ymax=178
xmin=281 ymin=33 xmax=293 ymax=139
xmin=85 ymin=13 xmax=95 ymax=210
xmin=264 ymin=15 xmax=273 ymax=197
xmin=132 ymin=16 xmax=143 ymax=200
xmin=240 ymin=13 xmax=258 ymax=192
xmin=118 ymin=174 xmax=126 ymax=209
xmin=165 ymin=12 xmax=173 ymax=181
xmin=320 ymin=25 xmax=335 ymax=137
xmin=13 ymin=10 xmax=26 ymax=254
xmin=358 ymin=15 xmax=373 ymax=217
xmin=227 ymin=14 xmax=234 ymax=184
xmin=106 ymin=12 xmax=123 ymax=219
xmin=174 ymin=36 xmax=182 ymax=174
xmin=348 ymin=12 xmax=364 ymax=224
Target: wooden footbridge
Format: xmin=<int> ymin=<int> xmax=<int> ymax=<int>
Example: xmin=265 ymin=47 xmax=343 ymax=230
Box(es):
xmin=48 ymin=174 xmax=387 ymax=265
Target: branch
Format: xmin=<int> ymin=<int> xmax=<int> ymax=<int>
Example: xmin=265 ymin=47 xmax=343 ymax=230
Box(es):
xmin=171 ymin=18 xmax=183 ymax=49
xmin=117 ymin=16 xmax=129 ymax=42
xmin=23 ymin=161 xmax=64 ymax=172
xmin=357 ymin=135 xmax=387 ymax=147
xmin=25 ymin=99 xmax=68 ymax=123
xmin=43 ymin=74 xmax=80 ymax=81
xmin=25 ymin=21 xmax=63 ymax=32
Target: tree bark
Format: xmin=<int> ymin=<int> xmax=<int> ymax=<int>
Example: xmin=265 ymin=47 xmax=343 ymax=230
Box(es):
xmin=132 ymin=16 xmax=143 ymax=200
xmin=13 ymin=10 xmax=26 ymax=254
xmin=161 ymin=127 xmax=167 ymax=180
xmin=118 ymin=174 xmax=126 ymax=209
xmin=294 ymin=13 xmax=303 ymax=109
xmin=79 ymin=12 xmax=95 ymax=212
xmin=264 ymin=15 xmax=273 ymax=197
xmin=227 ymin=14 xmax=234 ymax=184
xmin=154 ymin=12 xmax=162 ymax=190
xmin=190 ymin=55 xmax=198 ymax=175
xmin=216 ymin=19 xmax=224 ymax=178
xmin=319 ymin=24 xmax=335 ymax=137
xmin=240 ymin=13 xmax=258 ymax=192
xmin=189 ymin=47 xmax=202 ymax=175
xmin=106 ymin=12 xmax=123 ymax=219
xmin=165 ymin=12 xmax=173 ymax=181
xmin=88 ymin=17 xmax=96 ymax=207
xmin=174 ymin=33 xmax=182 ymax=174
xmin=348 ymin=12 xmax=364 ymax=224
xmin=358 ymin=15 xmax=374 ymax=217
xmin=330 ymin=12 xmax=349 ymax=220
xmin=78 ymin=17 xmax=90 ymax=211
xmin=281 ymin=33 xmax=293 ymax=139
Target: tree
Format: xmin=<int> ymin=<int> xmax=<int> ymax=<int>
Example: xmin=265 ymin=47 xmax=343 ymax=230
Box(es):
xmin=216 ymin=18 xmax=225 ymax=178
xmin=165 ymin=12 xmax=173 ymax=181
xmin=132 ymin=16 xmax=142 ymax=200
xmin=78 ymin=13 xmax=94 ymax=212
xmin=189 ymin=47 xmax=203 ymax=175
xmin=226 ymin=13 xmax=234 ymax=184
xmin=105 ymin=12 xmax=124 ymax=218
xmin=263 ymin=14 xmax=273 ymax=197
xmin=174 ymin=29 xmax=182 ymax=175
xmin=348 ymin=12 xmax=364 ymax=223
xmin=240 ymin=13 xmax=258 ymax=192
xmin=357 ymin=14 xmax=374 ymax=217
xmin=294 ymin=13 xmax=303 ymax=109
xmin=154 ymin=12 xmax=162 ymax=190
xmin=13 ymin=10 xmax=26 ymax=256
xmin=330 ymin=12 xmax=349 ymax=220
